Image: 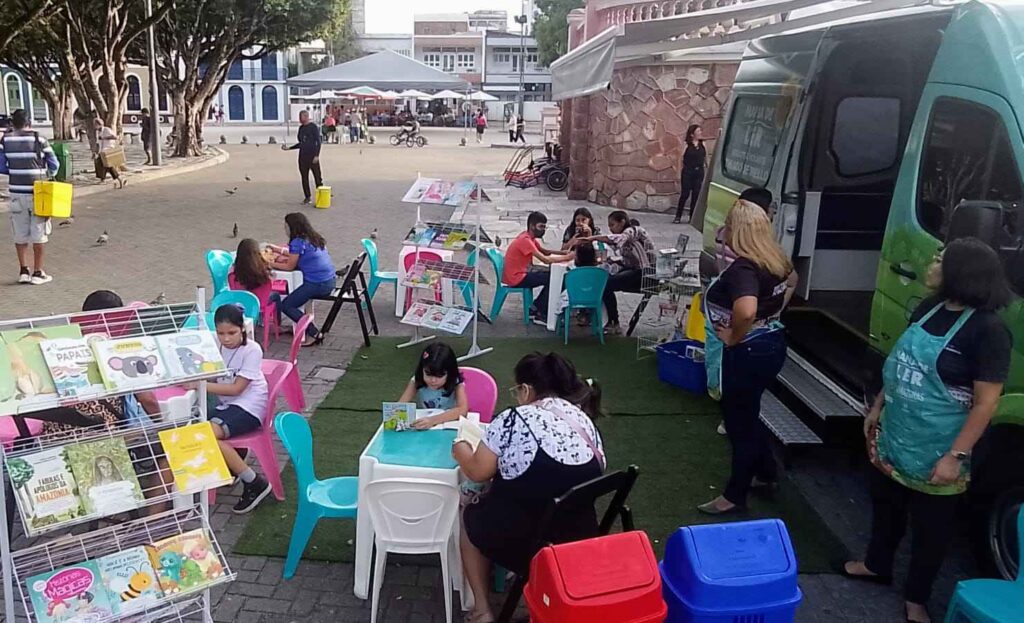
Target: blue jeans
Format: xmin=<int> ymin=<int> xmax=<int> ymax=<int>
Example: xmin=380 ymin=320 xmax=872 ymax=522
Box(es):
xmin=512 ymin=269 xmax=551 ymax=315
xmin=281 ymin=277 xmax=336 ymax=337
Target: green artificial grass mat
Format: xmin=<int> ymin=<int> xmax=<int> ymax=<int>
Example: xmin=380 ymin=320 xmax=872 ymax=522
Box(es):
xmin=233 ymin=339 xmax=846 ymax=573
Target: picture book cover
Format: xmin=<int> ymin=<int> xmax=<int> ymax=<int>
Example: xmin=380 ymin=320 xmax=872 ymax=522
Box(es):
xmin=400 ymin=301 xmax=433 ymax=327
xmin=65 ymin=438 xmax=144 ymax=516
xmin=416 ymin=228 xmax=438 ymax=247
xmin=156 ymin=331 xmax=226 ymax=379
xmin=8 ymin=447 xmax=83 ymax=532
xmin=401 ymin=265 xmax=442 ymax=289
xmin=420 ymin=306 xmax=449 ymax=329
xmin=443 ymin=231 xmax=470 ymax=250
xmin=0 ymin=325 xmax=85 ymax=413
xmin=91 ymin=336 xmax=169 ymax=391
xmin=382 ymin=402 xmax=417 ymax=431
xmin=438 ymin=308 xmax=474 ymax=335
xmin=147 ymin=528 xmax=225 ymax=595
xmin=27 ymin=560 xmax=118 ymax=623
xmin=158 ymin=422 xmax=231 ymax=494
xmin=455 ymin=417 xmax=485 ymax=451
xmin=401 ymin=177 xmax=438 ymax=203
xmin=96 ymin=546 xmax=163 ymax=615
xmin=40 ymin=338 xmax=101 ymax=399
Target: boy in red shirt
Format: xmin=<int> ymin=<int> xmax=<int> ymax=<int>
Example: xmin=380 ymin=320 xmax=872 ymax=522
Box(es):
xmin=502 ymin=212 xmax=575 ymax=321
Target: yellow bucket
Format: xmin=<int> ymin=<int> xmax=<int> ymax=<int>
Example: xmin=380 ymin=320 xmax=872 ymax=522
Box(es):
xmin=315 ymin=186 xmax=331 ymax=209
xmin=33 ymin=180 xmax=73 ymax=218
xmin=685 ymin=292 xmax=706 ymax=343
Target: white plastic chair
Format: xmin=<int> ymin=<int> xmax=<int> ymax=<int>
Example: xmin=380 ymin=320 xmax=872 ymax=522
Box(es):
xmin=365 ymin=478 xmax=460 ymax=623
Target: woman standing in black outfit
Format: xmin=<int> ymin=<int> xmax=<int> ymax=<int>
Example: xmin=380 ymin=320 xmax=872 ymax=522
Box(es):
xmin=674 ymin=124 xmax=706 ymax=224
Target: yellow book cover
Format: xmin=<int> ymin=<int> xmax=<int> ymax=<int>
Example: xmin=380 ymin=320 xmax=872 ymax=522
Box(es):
xmin=158 ymin=422 xmax=230 ymax=494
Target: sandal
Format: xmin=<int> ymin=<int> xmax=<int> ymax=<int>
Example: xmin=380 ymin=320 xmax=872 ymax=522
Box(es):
xmin=301 ymin=333 xmax=324 ymax=348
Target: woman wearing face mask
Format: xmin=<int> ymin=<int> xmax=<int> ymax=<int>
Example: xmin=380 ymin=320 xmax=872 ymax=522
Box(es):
xmin=454 ymin=352 xmax=605 ymax=623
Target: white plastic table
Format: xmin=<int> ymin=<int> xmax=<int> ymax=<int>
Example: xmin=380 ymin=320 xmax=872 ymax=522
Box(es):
xmin=546 ymin=262 xmax=570 ymax=331
xmin=271 ymin=269 xmax=303 ymax=293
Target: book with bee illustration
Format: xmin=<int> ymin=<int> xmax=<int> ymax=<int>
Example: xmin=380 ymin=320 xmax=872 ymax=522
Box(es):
xmin=0 ymin=324 xmax=85 ymax=415
xmin=147 ymin=528 xmax=225 ymax=595
xmin=96 ymin=546 xmax=163 ymax=615
xmin=158 ymin=422 xmax=231 ymax=493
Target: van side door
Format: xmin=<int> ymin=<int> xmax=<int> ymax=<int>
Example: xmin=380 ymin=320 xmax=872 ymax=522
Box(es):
xmin=872 ymin=86 xmax=1024 ymax=352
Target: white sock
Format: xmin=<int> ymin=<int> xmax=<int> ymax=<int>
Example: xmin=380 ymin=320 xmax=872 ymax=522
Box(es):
xmin=240 ymin=468 xmax=257 ymax=484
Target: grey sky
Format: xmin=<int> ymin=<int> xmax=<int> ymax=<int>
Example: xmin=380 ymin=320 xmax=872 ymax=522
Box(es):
xmin=365 ymin=0 xmax=532 ymax=33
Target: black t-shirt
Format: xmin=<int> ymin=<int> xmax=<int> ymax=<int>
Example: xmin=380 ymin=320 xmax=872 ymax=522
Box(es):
xmin=682 ymin=141 xmax=706 ymax=171
xmin=907 ymin=296 xmax=1012 ymax=396
xmin=705 ymin=258 xmax=788 ymax=328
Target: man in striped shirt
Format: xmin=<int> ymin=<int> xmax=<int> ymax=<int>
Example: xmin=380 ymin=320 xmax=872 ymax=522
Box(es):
xmin=0 ymin=109 xmax=60 ymax=285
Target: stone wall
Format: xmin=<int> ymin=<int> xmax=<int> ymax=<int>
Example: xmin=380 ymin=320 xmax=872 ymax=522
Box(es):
xmin=565 ymin=62 xmax=738 ymax=212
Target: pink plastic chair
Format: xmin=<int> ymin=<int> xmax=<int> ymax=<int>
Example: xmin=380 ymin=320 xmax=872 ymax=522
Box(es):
xmin=402 ymin=250 xmax=444 ymax=311
xmin=229 ymin=272 xmax=280 ymax=351
xmin=0 ymin=416 xmax=42 ymax=450
xmin=282 ymin=314 xmax=312 ymax=413
xmin=211 ymin=359 xmax=292 ymax=504
xmin=126 ymin=301 xmax=150 ymax=309
xmin=460 ymin=367 xmax=498 ymax=423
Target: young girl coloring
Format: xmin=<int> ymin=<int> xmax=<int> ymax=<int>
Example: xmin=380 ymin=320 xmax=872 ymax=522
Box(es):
xmin=397 ymin=343 xmax=468 ymax=430
xmin=205 ymin=304 xmax=272 ymax=514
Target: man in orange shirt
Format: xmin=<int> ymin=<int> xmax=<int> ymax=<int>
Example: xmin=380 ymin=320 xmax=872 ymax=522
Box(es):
xmin=502 ymin=212 xmax=575 ymax=321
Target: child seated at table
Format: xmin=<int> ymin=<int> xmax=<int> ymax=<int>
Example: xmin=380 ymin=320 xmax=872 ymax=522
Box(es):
xmin=556 ymin=243 xmax=598 ymax=322
xmin=229 ymin=238 xmax=282 ymax=328
xmin=397 ymin=342 xmax=468 ymax=430
xmin=204 ymin=304 xmax=273 ymax=514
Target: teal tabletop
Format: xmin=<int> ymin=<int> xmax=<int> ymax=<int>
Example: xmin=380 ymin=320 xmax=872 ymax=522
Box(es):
xmin=366 ymin=429 xmax=458 ymax=470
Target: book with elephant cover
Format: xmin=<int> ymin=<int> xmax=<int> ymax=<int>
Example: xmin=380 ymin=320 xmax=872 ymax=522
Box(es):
xmin=147 ymin=528 xmax=225 ymax=595
xmin=8 ymin=447 xmax=83 ymax=532
xmin=158 ymin=421 xmax=231 ymax=493
xmin=155 ymin=330 xmax=225 ymax=380
xmin=96 ymin=546 xmax=163 ymax=614
xmin=91 ymin=336 xmax=169 ymax=391
xmin=65 ymin=438 xmax=144 ymax=516
xmin=0 ymin=325 xmax=85 ymax=414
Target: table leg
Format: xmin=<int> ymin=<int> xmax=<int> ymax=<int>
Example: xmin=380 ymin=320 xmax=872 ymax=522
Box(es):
xmin=546 ymin=264 xmax=566 ymax=331
xmin=353 ymin=457 xmax=374 ymax=599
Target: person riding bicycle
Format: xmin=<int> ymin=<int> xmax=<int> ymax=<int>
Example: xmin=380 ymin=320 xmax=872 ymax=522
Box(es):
xmin=398 ymin=117 xmax=421 ymax=143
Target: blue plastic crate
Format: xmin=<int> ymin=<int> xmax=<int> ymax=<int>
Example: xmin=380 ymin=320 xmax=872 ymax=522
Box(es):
xmin=655 ymin=340 xmax=706 ymax=394
xmin=660 ymin=519 xmax=802 ymax=623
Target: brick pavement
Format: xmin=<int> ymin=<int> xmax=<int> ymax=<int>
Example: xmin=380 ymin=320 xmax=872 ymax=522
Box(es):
xmin=0 ymin=144 xmax=976 ymax=622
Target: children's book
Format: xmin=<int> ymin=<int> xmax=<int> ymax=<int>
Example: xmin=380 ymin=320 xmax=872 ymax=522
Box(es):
xmin=455 ymin=417 xmax=485 ymax=451
xmin=0 ymin=325 xmax=85 ymax=414
xmin=416 ymin=228 xmax=438 ymax=247
xmin=147 ymin=529 xmax=225 ymax=595
xmin=40 ymin=338 xmax=101 ymax=399
xmin=438 ymin=308 xmax=474 ymax=335
xmin=158 ymin=422 xmax=231 ymax=494
xmin=382 ymin=402 xmax=417 ymax=431
xmin=400 ymin=301 xmax=434 ymax=327
xmin=8 ymin=447 xmax=83 ymax=532
xmin=401 ymin=177 xmax=438 ymax=203
xmin=27 ymin=560 xmax=118 ymax=623
xmin=156 ymin=331 xmax=226 ymax=379
xmin=91 ymin=336 xmax=169 ymax=391
xmin=420 ymin=306 xmax=449 ymax=329
xmin=96 ymin=546 xmax=163 ymax=615
xmin=65 ymin=438 xmax=144 ymax=516
xmin=443 ymin=231 xmax=470 ymax=250
xmin=401 ymin=265 xmax=442 ymax=289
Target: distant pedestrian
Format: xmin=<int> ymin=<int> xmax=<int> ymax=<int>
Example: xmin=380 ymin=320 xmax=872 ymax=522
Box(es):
xmin=93 ymin=118 xmax=124 ymax=189
xmin=350 ymin=108 xmax=362 ymax=144
xmin=515 ymin=113 xmax=526 ymax=144
xmin=140 ymin=108 xmax=153 ymax=165
xmin=209 ymin=105 xmax=215 ymax=120
xmin=0 ymin=109 xmax=60 ymax=285
xmin=282 ymin=110 xmax=323 ymax=204
xmin=324 ymin=113 xmax=337 ymax=144
xmin=507 ymin=112 xmax=517 ymax=143
xmin=475 ymin=110 xmax=487 ymax=143
xmin=674 ymin=124 xmax=706 ymax=224
xmin=216 ymin=105 xmax=225 ymax=125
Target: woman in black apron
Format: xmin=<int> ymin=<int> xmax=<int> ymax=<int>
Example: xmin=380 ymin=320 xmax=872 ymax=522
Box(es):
xmin=453 ymin=353 xmax=605 ymax=623
xmin=673 ymin=124 xmax=706 ymax=224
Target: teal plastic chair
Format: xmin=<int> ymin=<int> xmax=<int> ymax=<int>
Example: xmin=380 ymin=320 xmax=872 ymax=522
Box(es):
xmin=483 ymin=246 xmax=533 ymax=325
xmin=361 ymin=238 xmax=398 ymax=302
xmin=210 ymin=290 xmax=261 ymax=324
xmin=559 ymin=267 xmax=608 ymax=345
xmin=944 ymin=507 xmax=1024 ymax=623
xmin=181 ymin=311 xmax=215 ymax=331
xmin=206 ymin=249 xmax=234 ymax=297
xmin=453 ymin=247 xmax=479 ymax=308
xmin=275 ymin=411 xmax=358 ymax=579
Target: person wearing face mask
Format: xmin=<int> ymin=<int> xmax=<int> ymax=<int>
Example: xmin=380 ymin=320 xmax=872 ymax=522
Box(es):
xmin=501 ymin=211 xmax=575 ymax=322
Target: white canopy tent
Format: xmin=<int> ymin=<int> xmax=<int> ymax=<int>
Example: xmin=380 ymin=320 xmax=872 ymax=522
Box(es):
xmin=398 ymin=89 xmax=432 ymax=99
xmin=431 ymin=89 xmax=466 ymax=100
xmin=467 ymin=91 xmax=499 ymax=101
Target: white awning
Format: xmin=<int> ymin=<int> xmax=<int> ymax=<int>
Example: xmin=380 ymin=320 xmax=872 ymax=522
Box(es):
xmin=550 ymin=25 xmax=622 ymax=101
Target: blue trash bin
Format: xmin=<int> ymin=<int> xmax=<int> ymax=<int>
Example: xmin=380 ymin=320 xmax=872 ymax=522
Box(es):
xmin=660 ymin=519 xmax=802 ymax=623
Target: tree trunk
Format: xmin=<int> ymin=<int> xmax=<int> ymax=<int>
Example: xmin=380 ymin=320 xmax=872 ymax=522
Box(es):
xmin=50 ymin=89 xmax=73 ymax=141
xmin=171 ymin=93 xmax=205 ymax=157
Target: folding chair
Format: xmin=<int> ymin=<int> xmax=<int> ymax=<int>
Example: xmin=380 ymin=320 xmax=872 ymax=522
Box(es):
xmin=312 ymin=253 xmax=378 ymax=346
xmin=496 ymin=465 xmax=640 ymax=623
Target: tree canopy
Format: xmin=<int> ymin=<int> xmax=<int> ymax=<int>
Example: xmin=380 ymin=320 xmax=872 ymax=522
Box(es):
xmin=534 ymin=0 xmax=583 ymax=67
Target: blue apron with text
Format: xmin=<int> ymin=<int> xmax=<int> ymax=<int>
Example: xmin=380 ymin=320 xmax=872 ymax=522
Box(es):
xmin=874 ymin=303 xmax=973 ymax=495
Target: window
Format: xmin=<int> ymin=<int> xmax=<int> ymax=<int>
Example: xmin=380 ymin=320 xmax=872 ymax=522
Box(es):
xmin=228 ymin=60 xmax=243 ymax=80
xmin=493 ymin=47 xmax=511 ymax=64
xmin=917 ymin=97 xmax=1023 ymax=241
xmin=830 ymin=97 xmax=900 ymax=177
xmin=424 ymin=53 xmax=441 ymax=68
xmin=457 ymin=53 xmax=475 ymax=72
xmin=5 ymin=74 xmax=23 ymax=111
xmin=261 ymin=86 xmax=279 ymax=121
xmin=30 ymin=86 xmax=48 ymax=122
xmin=261 ymin=54 xmax=278 ymax=81
xmin=722 ymin=95 xmax=792 ymax=186
xmin=526 ymin=52 xmax=538 ymax=65
xmin=442 ymin=53 xmax=456 ymax=73
xmin=126 ymin=75 xmax=142 ymax=111
xmin=228 ymin=85 xmax=245 ymax=120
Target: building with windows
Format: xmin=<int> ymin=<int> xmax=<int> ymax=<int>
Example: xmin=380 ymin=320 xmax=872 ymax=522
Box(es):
xmin=413 ymin=13 xmax=485 ymax=88
xmin=469 ymin=10 xmax=509 ymax=31
xmin=1 ymin=67 xmax=59 ymax=124
xmin=212 ymin=51 xmax=288 ymax=123
xmin=483 ymin=31 xmax=551 ymax=105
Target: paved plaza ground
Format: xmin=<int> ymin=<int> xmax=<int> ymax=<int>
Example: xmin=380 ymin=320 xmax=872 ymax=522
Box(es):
xmin=0 ymin=138 xmax=975 ymax=622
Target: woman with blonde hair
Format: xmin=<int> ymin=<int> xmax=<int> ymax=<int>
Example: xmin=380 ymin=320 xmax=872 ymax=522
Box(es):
xmin=699 ymin=199 xmax=797 ymax=514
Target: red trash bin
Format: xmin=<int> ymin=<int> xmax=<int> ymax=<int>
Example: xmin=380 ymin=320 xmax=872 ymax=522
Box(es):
xmin=524 ymin=531 xmax=668 ymax=623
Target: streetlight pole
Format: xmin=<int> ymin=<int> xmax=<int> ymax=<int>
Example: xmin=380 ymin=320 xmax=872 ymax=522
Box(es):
xmin=144 ymin=0 xmax=162 ymax=165
xmin=516 ymin=1 xmax=527 ymax=118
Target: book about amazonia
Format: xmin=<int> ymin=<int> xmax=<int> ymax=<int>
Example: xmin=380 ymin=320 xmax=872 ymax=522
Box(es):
xmin=147 ymin=528 xmax=225 ymax=595
xmin=91 ymin=336 xmax=169 ymax=391
xmin=0 ymin=324 xmax=84 ymax=414
xmin=155 ymin=330 xmax=226 ymax=379
xmin=65 ymin=438 xmax=144 ymax=516
xmin=8 ymin=447 xmax=83 ymax=531
xmin=96 ymin=546 xmax=163 ymax=615
xmin=27 ymin=560 xmax=117 ymax=623
xmin=158 ymin=422 xmax=231 ymax=494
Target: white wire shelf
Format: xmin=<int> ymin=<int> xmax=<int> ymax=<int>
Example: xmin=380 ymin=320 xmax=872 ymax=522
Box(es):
xmin=12 ymin=505 xmax=235 ymax=623
xmin=5 ymin=410 xmax=232 ymax=538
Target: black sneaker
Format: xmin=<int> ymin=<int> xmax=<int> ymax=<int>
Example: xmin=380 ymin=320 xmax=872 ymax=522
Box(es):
xmin=302 ymin=197 xmax=311 ymax=205
xmin=233 ymin=475 xmax=272 ymax=514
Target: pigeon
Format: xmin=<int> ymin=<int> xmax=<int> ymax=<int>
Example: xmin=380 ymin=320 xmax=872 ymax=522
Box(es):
xmin=494 ymin=235 xmax=502 ymax=247
xmin=58 ymin=217 xmax=74 ymax=228
xmin=244 ymin=175 xmax=252 ymax=182
xmin=96 ymin=230 xmax=109 ymax=245
xmin=224 ymin=187 xmax=238 ymax=196
xmin=150 ymin=292 xmax=167 ymax=306
xmin=232 ymin=223 xmax=238 ymax=238
xmin=369 ymin=228 xmax=378 ymax=240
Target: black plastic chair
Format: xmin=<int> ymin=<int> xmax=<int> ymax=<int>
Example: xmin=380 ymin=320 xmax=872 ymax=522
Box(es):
xmin=496 ymin=465 xmax=640 ymax=623
xmin=312 ymin=252 xmax=378 ymax=346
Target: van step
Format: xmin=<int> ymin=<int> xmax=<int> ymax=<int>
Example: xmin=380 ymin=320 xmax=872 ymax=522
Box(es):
xmin=778 ymin=352 xmax=862 ymax=421
xmin=760 ymin=392 xmax=822 ymax=446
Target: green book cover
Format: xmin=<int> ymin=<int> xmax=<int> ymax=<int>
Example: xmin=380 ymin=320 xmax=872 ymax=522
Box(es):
xmin=65 ymin=438 xmax=144 ymax=516
xmin=0 ymin=325 xmax=84 ymax=414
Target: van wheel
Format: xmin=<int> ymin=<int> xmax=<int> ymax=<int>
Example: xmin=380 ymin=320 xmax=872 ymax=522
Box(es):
xmin=987 ymin=487 xmax=1024 ymax=579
